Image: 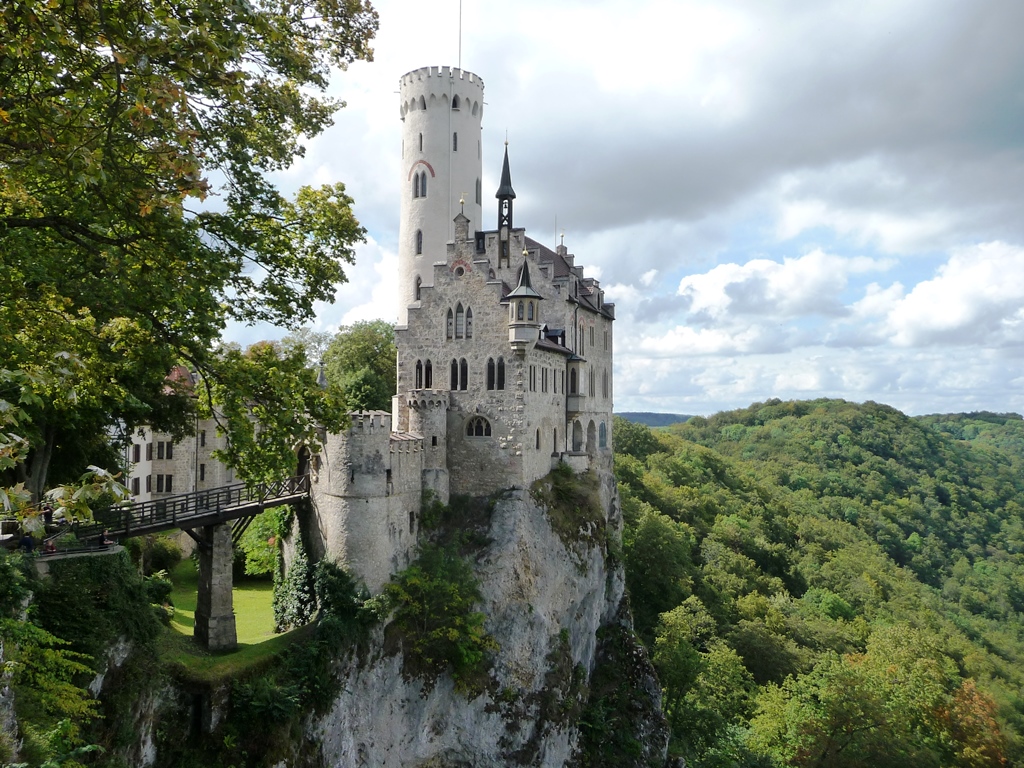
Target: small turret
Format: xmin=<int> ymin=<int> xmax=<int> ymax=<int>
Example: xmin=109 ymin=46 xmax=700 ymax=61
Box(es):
xmin=508 ymin=257 xmax=542 ymax=349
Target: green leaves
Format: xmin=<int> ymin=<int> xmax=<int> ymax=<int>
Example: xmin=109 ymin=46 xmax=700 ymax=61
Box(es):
xmin=1 ymin=0 xmax=376 ymax=493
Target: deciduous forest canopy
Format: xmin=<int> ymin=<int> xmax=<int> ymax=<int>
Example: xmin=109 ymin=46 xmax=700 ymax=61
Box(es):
xmin=0 ymin=0 xmax=378 ymax=495
xmin=618 ymin=401 xmax=1024 ymax=766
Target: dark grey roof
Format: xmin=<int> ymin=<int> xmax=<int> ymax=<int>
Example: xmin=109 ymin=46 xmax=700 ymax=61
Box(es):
xmin=507 ymin=260 xmax=543 ymax=299
xmin=495 ymin=146 xmax=516 ymax=199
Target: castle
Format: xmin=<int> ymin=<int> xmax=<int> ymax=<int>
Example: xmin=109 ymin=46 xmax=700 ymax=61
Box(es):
xmin=126 ymin=66 xmax=615 ymax=593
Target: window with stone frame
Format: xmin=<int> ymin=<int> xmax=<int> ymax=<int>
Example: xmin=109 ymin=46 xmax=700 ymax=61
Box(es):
xmin=466 ymin=416 xmax=491 ymax=437
xmin=487 ymin=358 xmax=495 ymax=390
xmin=455 ymin=303 xmax=465 ymax=338
xmin=416 ymin=360 xmax=423 ymax=389
xmin=447 ymin=308 xmax=454 ymax=339
xmin=424 ymin=360 xmax=433 ymax=388
xmin=497 ymin=357 xmax=506 ymax=390
xmin=459 ymin=358 xmax=468 ymax=390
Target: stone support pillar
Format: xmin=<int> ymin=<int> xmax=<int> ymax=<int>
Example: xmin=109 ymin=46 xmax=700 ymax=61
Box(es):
xmin=194 ymin=523 xmax=237 ymax=651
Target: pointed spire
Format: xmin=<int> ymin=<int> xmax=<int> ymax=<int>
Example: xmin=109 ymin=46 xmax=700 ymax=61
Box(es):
xmin=507 ymin=259 xmax=542 ymax=299
xmin=496 ymin=144 xmax=516 ymax=200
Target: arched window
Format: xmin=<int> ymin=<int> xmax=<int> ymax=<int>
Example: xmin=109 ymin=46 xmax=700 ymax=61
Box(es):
xmin=465 ymin=307 xmax=473 ymax=338
xmin=415 ymin=275 xmax=422 ymax=300
xmin=415 ymin=360 xmax=423 ymax=389
xmin=579 ymin=323 xmax=585 ymax=355
xmin=475 ymin=178 xmax=481 ymax=205
xmin=452 ymin=132 xmax=458 ymax=151
xmin=589 ymin=369 xmax=596 ymax=397
xmin=452 ymin=95 xmax=460 ymax=110
xmin=446 ymin=309 xmax=454 ymax=340
xmin=487 ymin=358 xmax=495 ymax=390
xmin=415 ymin=230 xmax=423 ymax=254
xmin=602 ymin=369 xmax=609 ymax=398
xmin=419 ymin=171 xmax=427 ymax=198
xmin=586 ymin=420 xmax=597 ymax=456
xmin=570 ymin=368 xmax=578 ymax=394
xmin=424 ymin=360 xmax=433 ymax=388
xmin=527 ymin=302 xmax=534 ymax=321
xmin=450 ymin=359 xmax=459 ymax=390
xmin=412 ymin=175 xmax=419 ymax=199
xmin=466 ymin=416 xmax=491 ymax=437
xmin=455 ymin=303 xmax=465 ymax=338
xmin=459 ymin=358 xmax=468 ymax=390
xmin=599 ymin=422 xmax=608 ymax=449
xmin=517 ymin=301 xmax=524 ymax=321
xmin=418 ymin=96 xmax=426 ymax=110
xmin=497 ymin=357 xmax=505 ymax=390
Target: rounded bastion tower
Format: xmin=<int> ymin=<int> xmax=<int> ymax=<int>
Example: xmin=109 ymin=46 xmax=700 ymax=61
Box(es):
xmin=398 ymin=66 xmax=484 ymax=325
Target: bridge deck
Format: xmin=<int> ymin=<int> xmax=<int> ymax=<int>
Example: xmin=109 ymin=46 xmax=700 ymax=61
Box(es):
xmin=74 ymin=475 xmax=310 ymax=541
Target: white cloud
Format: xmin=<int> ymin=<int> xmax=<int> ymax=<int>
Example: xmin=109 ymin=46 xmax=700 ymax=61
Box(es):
xmin=887 ymin=242 xmax=1024 ymax=347
xmin=675 ymin=250 xmax=889 ymax=321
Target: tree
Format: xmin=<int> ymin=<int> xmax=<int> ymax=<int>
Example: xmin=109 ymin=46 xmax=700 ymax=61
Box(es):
xmin=0 ymin=0 xmax=378 ymax=494
xmin=323 ymin=320 xmax=396 ymax=411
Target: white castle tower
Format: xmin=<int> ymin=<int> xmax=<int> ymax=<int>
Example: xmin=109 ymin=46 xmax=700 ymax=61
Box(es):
xmin=397 ymin=66 xmax=484 ymax=325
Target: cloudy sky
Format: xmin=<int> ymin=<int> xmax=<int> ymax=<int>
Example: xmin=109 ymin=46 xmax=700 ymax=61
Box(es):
xmin=231 ymin=0 xmax=1024 ymax=418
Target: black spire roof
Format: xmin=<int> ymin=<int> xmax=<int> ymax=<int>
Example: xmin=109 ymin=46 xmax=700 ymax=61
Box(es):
xmin=495 ymin=145 xmax=516 ymax=200
xmin=507 ymin=260 xmax=542 ymax=299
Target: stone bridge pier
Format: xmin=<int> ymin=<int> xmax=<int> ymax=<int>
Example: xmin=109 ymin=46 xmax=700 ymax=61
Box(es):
xmin=193 ymin=523 xmax=237 ymax=651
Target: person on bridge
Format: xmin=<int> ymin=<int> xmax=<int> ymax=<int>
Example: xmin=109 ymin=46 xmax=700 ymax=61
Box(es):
xmin=101 ymin=529 xmax=116 ymax=546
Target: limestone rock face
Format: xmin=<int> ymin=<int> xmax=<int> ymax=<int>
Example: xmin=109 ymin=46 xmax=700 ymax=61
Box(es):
xmin=309 ymin=471 xmax=667 ymax=767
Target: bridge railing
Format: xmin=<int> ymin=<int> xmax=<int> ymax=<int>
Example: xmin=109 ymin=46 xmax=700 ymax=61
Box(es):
xmin=75 ymin=474 xmax=310 ymax=541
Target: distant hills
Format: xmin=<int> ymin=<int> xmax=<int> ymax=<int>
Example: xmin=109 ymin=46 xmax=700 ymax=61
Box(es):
xmin=616 ymin=411 xmax=693 ymax=427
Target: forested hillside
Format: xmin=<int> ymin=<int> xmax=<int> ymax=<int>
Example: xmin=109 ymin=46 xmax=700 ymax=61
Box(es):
xmin=616 ymin=399 xmax=1024 ymax=767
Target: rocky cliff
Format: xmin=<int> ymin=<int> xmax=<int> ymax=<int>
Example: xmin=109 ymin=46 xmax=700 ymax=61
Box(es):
xmin=307 ymin=467 xmax=668 ymax=766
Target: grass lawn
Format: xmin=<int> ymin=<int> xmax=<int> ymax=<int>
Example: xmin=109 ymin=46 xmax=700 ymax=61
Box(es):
xmin=160 ymin=557 xmax=307 ymax=683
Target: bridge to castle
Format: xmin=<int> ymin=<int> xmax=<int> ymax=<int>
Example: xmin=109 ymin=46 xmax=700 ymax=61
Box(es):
xmin=66 ymin=476 xmax=309 ymax=651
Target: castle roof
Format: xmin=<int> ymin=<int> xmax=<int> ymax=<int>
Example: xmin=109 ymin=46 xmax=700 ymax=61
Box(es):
xmin=495 ymin=145 xmax=516 ymax=199
xmin=507 ymin=260 xmax=543 ymax=300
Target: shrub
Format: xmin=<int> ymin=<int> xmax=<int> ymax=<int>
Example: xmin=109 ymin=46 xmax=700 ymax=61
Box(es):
xmin=384 ymin=543 xmax=497 ymax=694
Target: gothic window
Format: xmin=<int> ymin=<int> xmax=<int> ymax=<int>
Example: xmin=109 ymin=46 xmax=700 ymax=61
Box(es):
xmin=466 ymin=416 xmax=491 ymax=437
xmin=452 ymin=95 xmax=460 ymax=110
xmin=579 ymin=323 xmax=585 ymax=355
xmin=487 ymin=358 xmax=495 ymax=390
xmin=419 ymin=96 xmax=426 ymax=110
xmin=453 ymin=132 xmax=458 ymax=151
xmin=455 ymin=303 xmax=465 ymax=338
xmin=570 ymin=368 xmax=578 ymax=394
xmin=415 ymin=275 xmax=422 ymax=300
xmin=599 ymin=422 xmax=608 ymax=449
xmin=450 ymin=359 xmax=458 ymax=390
xmin=425 ymin=360 xmax=433 ymax=388
xmin=527 ymin=301 xmax=534 ymax=321
xmin=415 ymin=360 xmax=423 ymax=389
xmin=465 ymin=307 xmax=473 ymax=338
xmin=459 ymin=358 xmax=468 ymax=390
xmin=589 ymin=368 xmax=596 ymax=397
xmin=517 ymin=301 xmax=524 ymax=321
xmin=419 ymin=171 xmax=427 ymax=197
xmin=412 ymin=175 xmax=418 ymax=199
xmin=446 ymin=308 xmax=454 ymax=340
xmin=415 ymin=230 xmax=423 ymax=254
xmin=497 ymin=357 xmax=505 ymax=390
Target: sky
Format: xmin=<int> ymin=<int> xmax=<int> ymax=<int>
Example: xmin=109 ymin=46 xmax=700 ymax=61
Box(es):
xmin=228 ymin=0 xmax=1024 ymax=418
